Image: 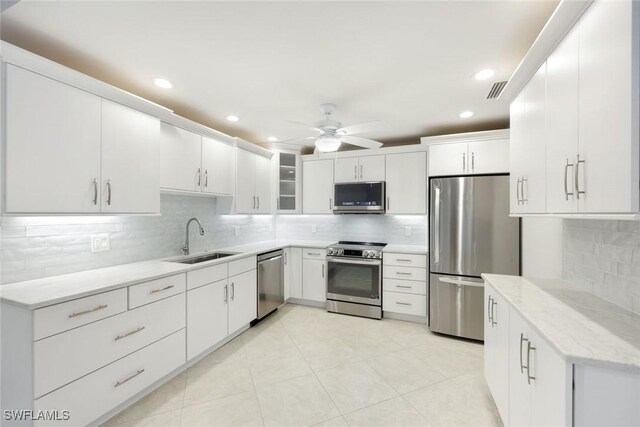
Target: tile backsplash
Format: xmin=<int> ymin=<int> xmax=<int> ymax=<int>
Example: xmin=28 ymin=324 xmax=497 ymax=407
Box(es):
xmin=563 ymin=219 xmax=640 ymax=314
xmin=0 ymin=195 xmax=276 ymax=284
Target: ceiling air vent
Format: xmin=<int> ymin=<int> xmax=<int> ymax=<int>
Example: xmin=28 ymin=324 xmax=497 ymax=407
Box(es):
xmin=486 ymin=81 xmax=508 ymax=99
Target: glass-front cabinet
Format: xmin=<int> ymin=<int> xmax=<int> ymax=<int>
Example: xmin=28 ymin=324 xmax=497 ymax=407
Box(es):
xmin=273 ymin=150 xmax=301 ymax=213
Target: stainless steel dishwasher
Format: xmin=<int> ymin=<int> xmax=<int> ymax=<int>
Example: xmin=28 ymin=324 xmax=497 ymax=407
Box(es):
xmin=257 ymin=249 xmax=285 ymax=319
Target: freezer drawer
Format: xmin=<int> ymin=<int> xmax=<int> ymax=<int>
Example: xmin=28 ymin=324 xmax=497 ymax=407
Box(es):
xmin=429 ymin=274 xmax=484 ymax=341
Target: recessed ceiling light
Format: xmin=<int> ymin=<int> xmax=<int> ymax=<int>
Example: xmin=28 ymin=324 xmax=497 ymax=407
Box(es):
xmin=267 ymin=136 xmax=278 ymax=142
xmin=151 ymin=77 xmax=173 ymax=89
xmin=226 ymin=115 xmax=240 ymax=122
xmin=474 ymin=68 xmax=496 ymax=81
xmin=459 ymin=111 xmax=474 ymax=119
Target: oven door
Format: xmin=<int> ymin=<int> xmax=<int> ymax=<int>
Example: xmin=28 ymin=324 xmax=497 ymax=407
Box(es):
xmin=326 ymin=257 xmax=382 ymax=305
xmin=333 ymin=182 xmax=385 ymax=213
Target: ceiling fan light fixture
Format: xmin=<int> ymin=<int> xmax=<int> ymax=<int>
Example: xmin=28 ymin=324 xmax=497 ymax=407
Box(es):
xmin=315 ymin=135 xmax=342 ymax=152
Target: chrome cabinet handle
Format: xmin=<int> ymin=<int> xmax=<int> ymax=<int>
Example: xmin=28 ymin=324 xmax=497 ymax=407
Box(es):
xmin=69 ymin=304 xmax=108 ymax=318
xmin=253 ymin=196 xmax=256 ymax=209
xmin=487 ymin=296 xmax=493 ymax=324
xmin=231 ymin=282 xmax=235 ymax=300
xmin=564 ymin=159 xmax=575 ymax=201
xmin=395 ymin=285 xmax=412 ymax=289
xmin=308 ymin=252 xmax=321 ymax=256
xmin=491 ymin=300 xmax=498 ymax=326
xmin=516 ymin=178 xmax=522 ymax=205
xmin=284 ymin=252 xmax=287 ymax=265
xmin=396 ymin=272 xmax=412 ymax=276
xmin=354 ymin=165 xmax=357 ymax=179
xmin=204 ymin=170 xmax=208 ymax=188
xmin=115 ymin=326 xmax=145 ymax=341
xmin=257 ymin=196 xmax=260 ymax=209
xmin=396 ymin=301 xmax=412 ymax=306
xmin=224 ymin=284 xmax=228 ymax=303
xmin=520 ymin=333 xmax=529 ymax=374
xmin=360 ymin=164 xmax=363 ymax=179
xmin=387 ymin=196 xmax=390 ymax=210
xmin=106 ymin=180 xmax=112 ymax=206
xmin=396 ymin=259 xmax=412 ymax=262
xmin=114 ymin=368 xmax=144 ymax=388
xmin=462 ymin=152 xmax=466 ymax=172
xmin=92 ymin=178 xmax=98 ymax=205
xmin=521 ymin=178 xmax=528 ymax=203
xmin=196 ymin=168 xmax=201 ymax=186
xmin=527 ymin=341 xmax=536 ymax=384
xmin=322 ymin=264 xmax=325 ymax=278
xmin=575 ymin=154 xmax=585 ymax=199
xmin=471 ymin=152 xmax=475 ymax=172
xmin=150 ymin=284 xmax=174 ymax=294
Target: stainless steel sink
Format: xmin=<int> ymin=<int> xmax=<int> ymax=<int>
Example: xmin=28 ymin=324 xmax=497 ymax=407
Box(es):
xmin=169 ymin=252 xmax=237 ymax=264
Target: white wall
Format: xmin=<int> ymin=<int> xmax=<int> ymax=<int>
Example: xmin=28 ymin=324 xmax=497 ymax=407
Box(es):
xmin=521 ymin=217 xmax=563 ymax=279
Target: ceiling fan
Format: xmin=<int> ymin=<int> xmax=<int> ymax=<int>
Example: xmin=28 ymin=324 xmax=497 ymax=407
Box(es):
xmin=279 ymin=103 xmax=383 ymax=152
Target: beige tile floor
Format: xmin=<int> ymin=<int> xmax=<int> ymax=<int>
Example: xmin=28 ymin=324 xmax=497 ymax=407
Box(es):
xmin=103 ymin=304 xmax=502 ymax=427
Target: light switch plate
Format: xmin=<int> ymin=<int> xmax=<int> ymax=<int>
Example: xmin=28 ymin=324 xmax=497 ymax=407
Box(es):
xmin=91 ymin=234 xmax=110 ymax=252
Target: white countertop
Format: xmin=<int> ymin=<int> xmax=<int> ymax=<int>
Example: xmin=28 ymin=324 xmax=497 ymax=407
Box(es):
xmin=0 ymin=239 xmax=427 ymax=309
xmin=483 ymin=274 xmax=640 ymax=373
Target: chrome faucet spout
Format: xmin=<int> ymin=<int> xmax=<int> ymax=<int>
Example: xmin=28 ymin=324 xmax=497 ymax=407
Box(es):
xmin=183 ymin=217 xmax=204 ymax=256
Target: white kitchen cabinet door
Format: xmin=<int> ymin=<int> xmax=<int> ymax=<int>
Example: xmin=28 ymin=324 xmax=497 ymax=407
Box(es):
xmin=508 ymin=307 xmax=532 ymax=427
xmin=255 ymin=154 xmax=272 ymax=213
xmin=467 ymin=139 xmax=509 ymax=175
xmin=302 ymin=160 xmax=334 ymax=214
xmin=202 ymin=137 xmax=235 ymax=196
xmin=427 ymin=142 xmax=468 ymax=176
xmin=283 ymin=248 xmax=291 ymax=300
xmin=385 ymin=152 xmax=426 ymax=214
xmin=236 ymin=148 xmax=257 ymax=213
xmin=160 ymin=123 xmax=202 ymax=193
xmin=359 ymin=155 xmax=385 ymax=181
xmin=521 ymin=63 xmax=548 ymax=214
xmin=101 ymin=99 xmax=160 ymax=213
xmin=546 ymin=24 xmax=580 ymax=213
xmin=228 ymin=269 xmax=257 ymax=334
xmin=579 ymin=0 xmax=638 ymax=213
xmin=302 ymin=259 xmax=326 ymax=302
xmin=5 ymin=65 xmax=102 ymax=213
xmin=529 ymin=328 xmax=572 ymax=427
xmin=334 ymin=157 xmax=359 ymax=183
xmin=287 ymin=247 xmax=303 ymax=299
xmin=510 ymin=92 xmax=527 ymax=214
xmin=187 ymin=279 xmax=228 ymax=360
xmin=484 ymin=284 xmax=510 ymax=424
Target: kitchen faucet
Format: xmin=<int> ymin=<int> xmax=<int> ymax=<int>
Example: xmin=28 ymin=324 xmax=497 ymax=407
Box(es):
xmin=182 ymin=217 xmax=205 ymax=255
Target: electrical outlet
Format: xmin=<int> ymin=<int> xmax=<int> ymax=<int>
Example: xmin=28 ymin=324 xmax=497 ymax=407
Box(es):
xmin=404 ymin=226 xmax=412 ymax=237
xmin=91 ymin=234 xmax=110 ymax=252
xmin=311 ymin=224 xmax=317 ymax=233
xmin=234 ymin=226 xmax=240 ymax=236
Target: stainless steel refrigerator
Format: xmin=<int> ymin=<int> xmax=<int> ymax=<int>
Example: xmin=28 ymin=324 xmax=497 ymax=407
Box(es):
xmin=429 ymin=175 xmax=520 ymax=341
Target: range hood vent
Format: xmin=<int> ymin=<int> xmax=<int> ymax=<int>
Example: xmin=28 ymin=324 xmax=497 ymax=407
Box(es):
xmin=486 ymin=81 xmax=508 ymax=99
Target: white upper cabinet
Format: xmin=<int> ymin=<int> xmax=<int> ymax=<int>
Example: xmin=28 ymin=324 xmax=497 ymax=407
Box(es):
xmin=5 ymin=65 xmax=102 ymax=213
xmin=202 ymin=136 xmax=235 ymax=196
xmin=386 ymin=152 xmax=426 ymax=214
xmin=510 ymin=0 xmax=640 ymax=216
xmin=160 ymin=123 xmax=202 ymax=193
xmin=101 ymin=99 xmax=160 ymax=214
xmin=235 ymin=149 xmax=271 ymax=214
xmin=302 ymin=159 xmax=334 ymax=214
xmin=427 ymin=137 xmax=509 ymax=177
xmin=428 ymin=142 xmax=468 ymax=176
xmin=334 ymin=155 xmax=385 ymax=182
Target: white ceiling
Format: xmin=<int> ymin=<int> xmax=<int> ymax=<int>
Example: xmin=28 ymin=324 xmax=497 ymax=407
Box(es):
xmin=0 ymin=1 xmax=558 ymax=150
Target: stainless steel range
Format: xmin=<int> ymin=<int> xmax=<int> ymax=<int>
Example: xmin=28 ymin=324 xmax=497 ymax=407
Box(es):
xmin=326 ymin=241 xmax=386 ymax=320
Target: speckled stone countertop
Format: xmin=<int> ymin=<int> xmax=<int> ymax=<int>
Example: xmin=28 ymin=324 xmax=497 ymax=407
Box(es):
xmin=483 ymin=273 xmax=640 ymax=373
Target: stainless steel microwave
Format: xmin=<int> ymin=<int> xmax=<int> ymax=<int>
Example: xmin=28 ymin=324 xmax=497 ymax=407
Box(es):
xmin=333 ymin=182 xmax=386 ymax=214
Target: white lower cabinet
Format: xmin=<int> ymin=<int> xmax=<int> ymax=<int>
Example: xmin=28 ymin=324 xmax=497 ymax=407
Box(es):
xmin=484 ymin=283 xmax=509 ymax=423
xmin=382 ymin=253 xmax=428 ymax=319
xmin=228 ymin=269 xmax=257 ymax=334
xmin=34 ymin=330 xmax=185 ymax=427
xmin=285 ymin=247 xmax=303 ymax=300
xmin=302 ymin=258 xmax=327 ymax=302
xmin=187 ymin=279 xmax=228 ymax=360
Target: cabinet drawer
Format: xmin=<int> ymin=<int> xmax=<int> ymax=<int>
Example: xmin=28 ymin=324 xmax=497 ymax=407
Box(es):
xmin=383 ymin=278 xmax=427 ymax=295
xmin=34 ymin=329 xmax=185 ymax=427
xmin=187 ymin=263 xmax=227 ymax=290
xmin=303 ymin=248 xmax=327 ymax=259
xmin=383 ymin=266 xmax=427 ymax=282
xmin=129 ymin=273 xmax=186 ymax=308
xmin=34 ymin=293 xmax=185 ymax=398
xmin=383 ymin=253 xmax=427 ymax=268
xmin=383 ymin=291 xmax=427 ymax=317
xmin=34 ymin=288 xmax=127 ymax=340
xmin=229 ymin=256 xmax=256 ymax=277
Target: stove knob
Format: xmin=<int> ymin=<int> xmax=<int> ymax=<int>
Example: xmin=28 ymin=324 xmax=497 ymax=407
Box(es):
xmin=328 ymin=249 xmax=335 ymax=255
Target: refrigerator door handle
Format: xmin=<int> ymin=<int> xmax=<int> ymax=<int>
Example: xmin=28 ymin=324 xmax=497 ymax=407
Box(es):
xmin=433 ymin=185 xmax=441 ymax=265
xmin=438 ymin=276 xmax=484 ymax=288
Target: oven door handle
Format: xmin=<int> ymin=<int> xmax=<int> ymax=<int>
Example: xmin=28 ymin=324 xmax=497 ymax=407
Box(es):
xmin=326 ymin=257 xmax=381 ymax=265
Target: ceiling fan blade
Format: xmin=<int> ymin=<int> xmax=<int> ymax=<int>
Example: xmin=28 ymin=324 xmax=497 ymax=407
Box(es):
xmin=274 ymin=136 xmax=317 ymax=145
xmin=336 ymin=120 xmax=381 ymax=135
xmin=286 ymin=120 xmax=324 ymax=134
xmin=340 ymin=135 xmax=383 ymax=149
